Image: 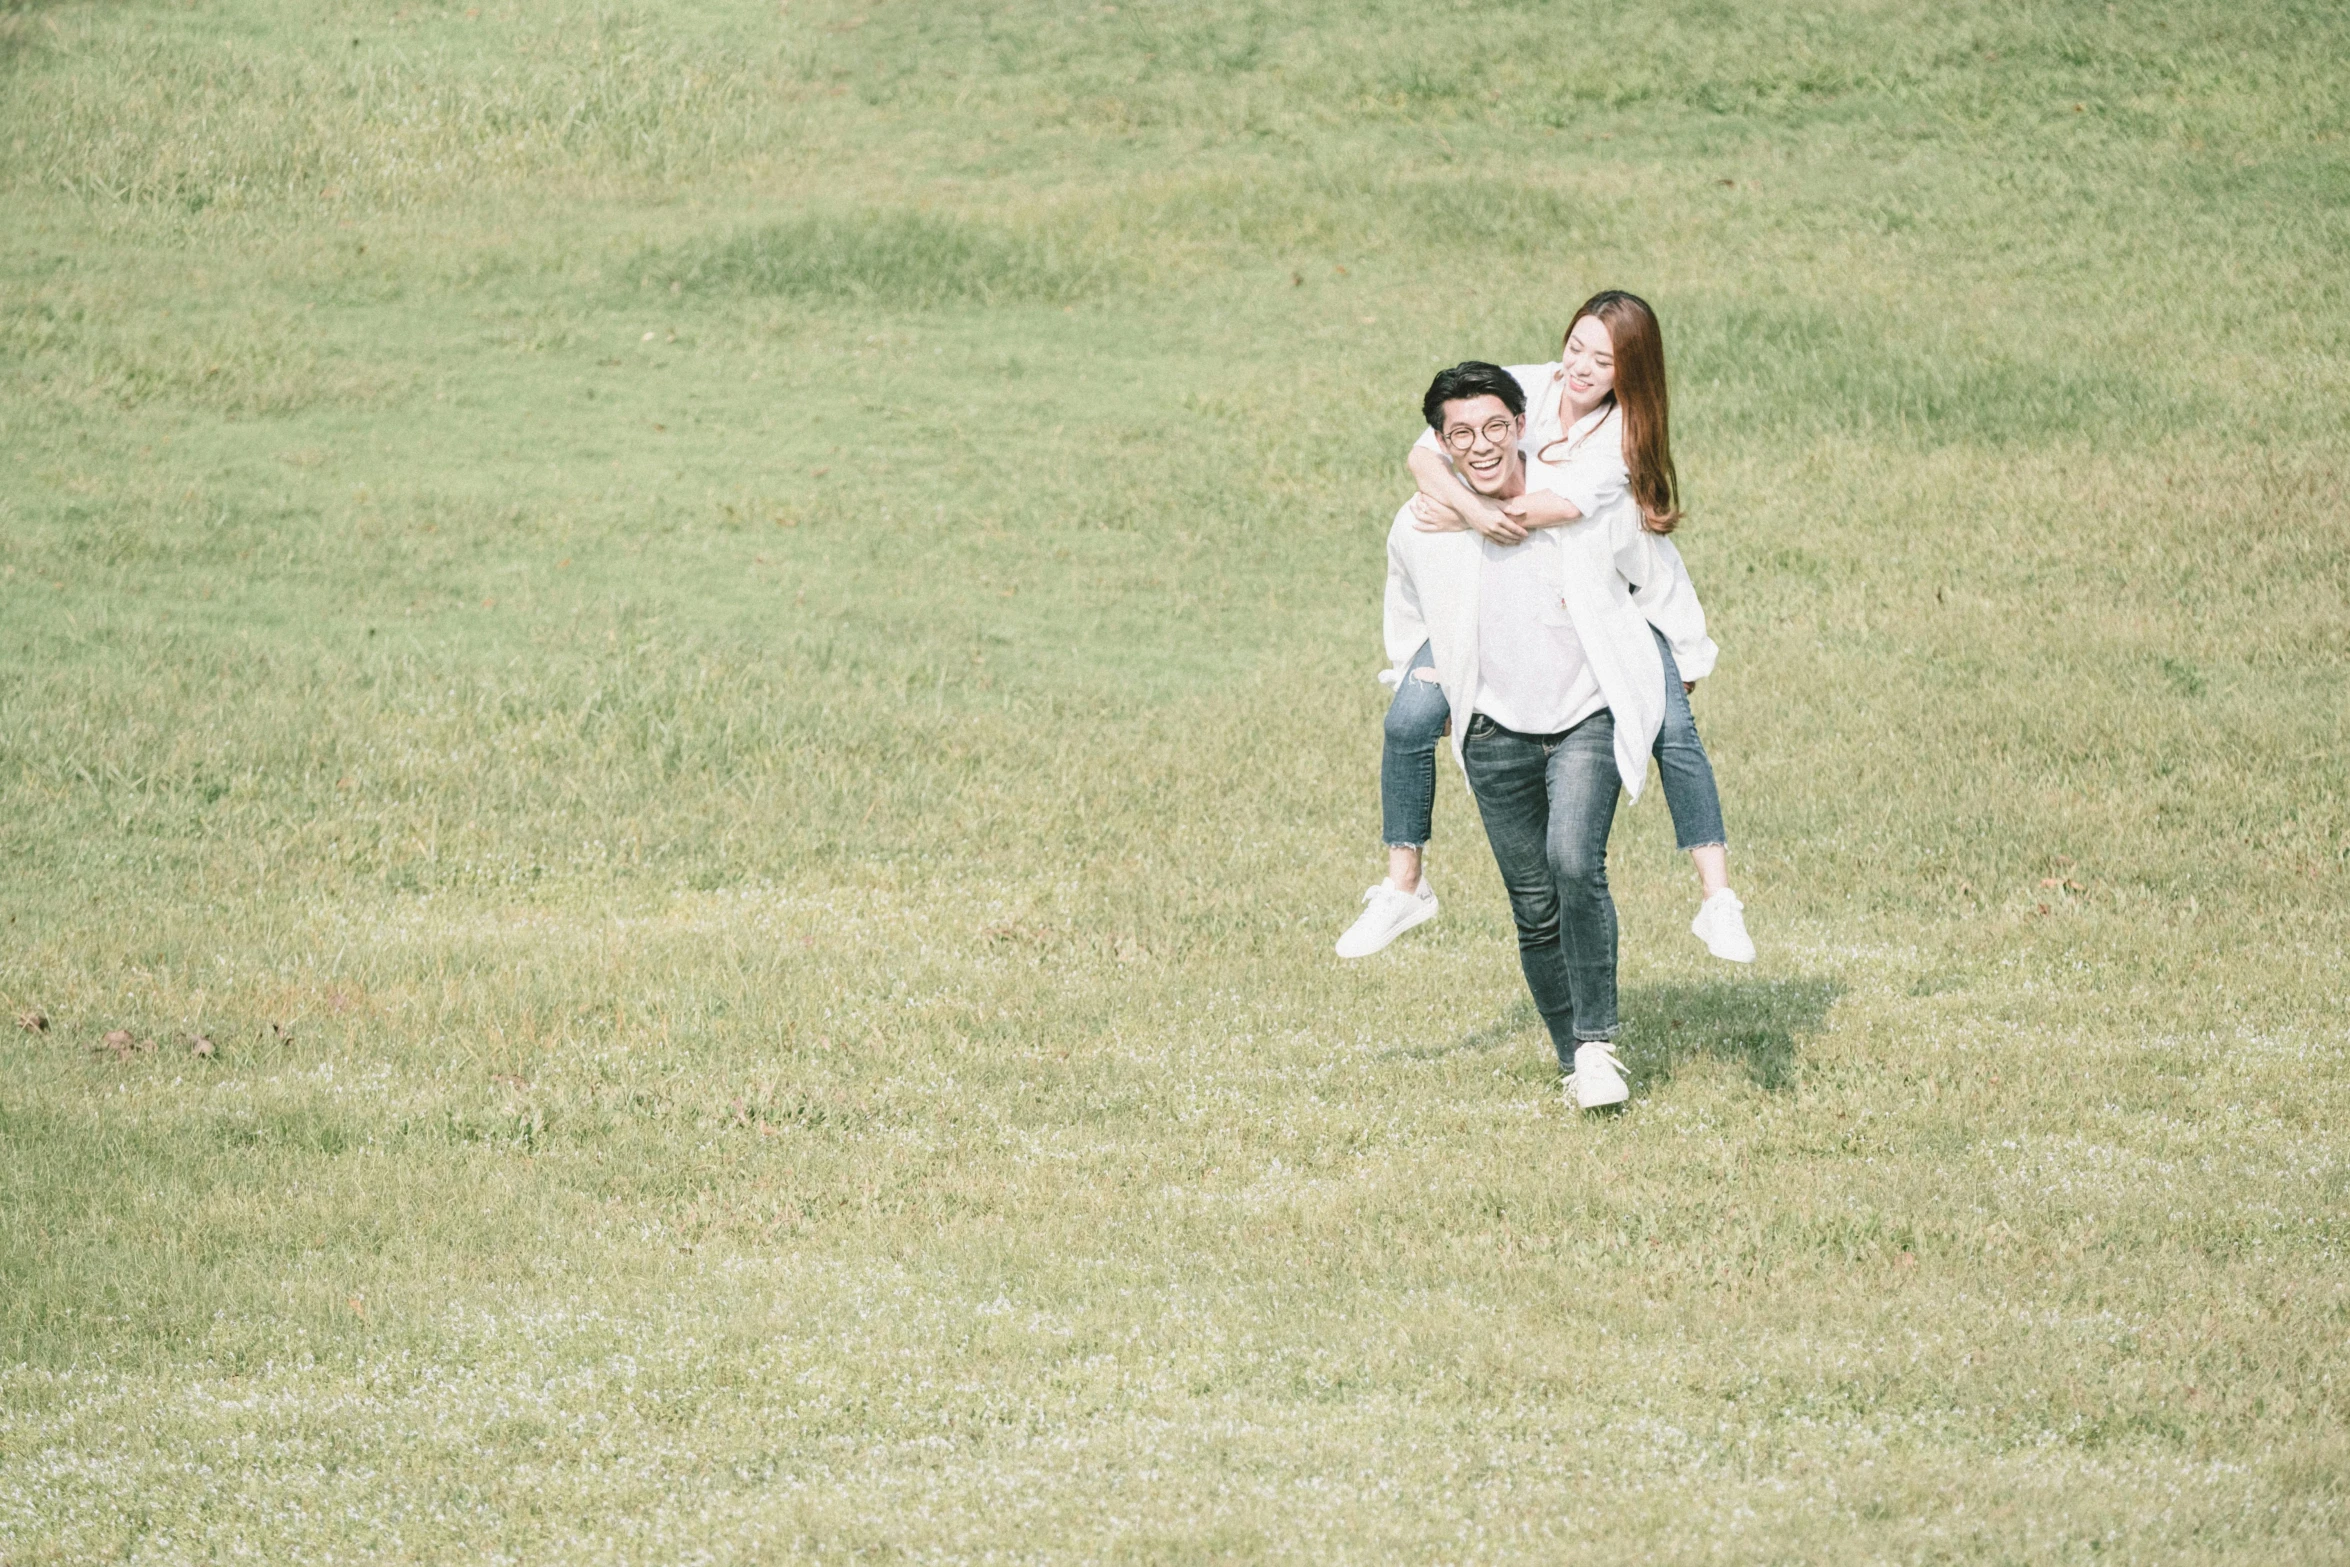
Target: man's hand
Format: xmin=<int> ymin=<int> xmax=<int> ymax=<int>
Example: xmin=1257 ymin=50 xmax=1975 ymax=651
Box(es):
xmin=1412 ymin=491 xmax=1527 ymax=544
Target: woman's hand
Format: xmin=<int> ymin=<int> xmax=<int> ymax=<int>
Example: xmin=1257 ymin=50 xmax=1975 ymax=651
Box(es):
xmin=1409 ymin=492 xmax=1469 ymax=532
xmin=1413 ymin=491 xmax=1527 ymax=544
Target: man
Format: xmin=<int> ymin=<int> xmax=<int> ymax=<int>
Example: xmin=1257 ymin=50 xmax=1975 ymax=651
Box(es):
xmin=1385 ymin=362 xmax=1672 ymax=1110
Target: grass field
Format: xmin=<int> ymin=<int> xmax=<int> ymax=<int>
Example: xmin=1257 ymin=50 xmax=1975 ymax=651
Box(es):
xmin=3 ymin=0 xmax=2347 ymax=1559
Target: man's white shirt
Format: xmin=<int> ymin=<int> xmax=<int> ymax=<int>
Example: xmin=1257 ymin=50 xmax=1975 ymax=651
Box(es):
xmin=1473 ymin=528 xmax=1605 ymax=736
xmin=1386 ymin=368 xmax=1719 ymax=795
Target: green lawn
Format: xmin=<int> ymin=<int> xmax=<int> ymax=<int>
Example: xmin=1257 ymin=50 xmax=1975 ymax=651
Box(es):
xmin=3 ymin=0 xmax=2346 ymax=1559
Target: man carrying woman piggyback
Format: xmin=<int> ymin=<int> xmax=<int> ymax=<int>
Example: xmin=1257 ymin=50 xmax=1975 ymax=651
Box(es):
xmin=1340 ymin=292 xmax=1753 ymax=1110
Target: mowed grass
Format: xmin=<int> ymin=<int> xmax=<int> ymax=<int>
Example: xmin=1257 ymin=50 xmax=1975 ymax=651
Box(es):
xmin=2 ymin=0 xmax=2347 ymax=1559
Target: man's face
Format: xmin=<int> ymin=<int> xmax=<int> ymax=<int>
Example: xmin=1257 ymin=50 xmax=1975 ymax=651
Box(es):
xmin=1437 ymin=395 xmax=1523 ymax=497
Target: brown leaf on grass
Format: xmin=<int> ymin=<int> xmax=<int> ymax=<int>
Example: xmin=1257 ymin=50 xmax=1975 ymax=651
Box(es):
xmin=187 ymin=1034 xmax=217 ymax=1058
xmin=2040 ymin=877 xmax=2064 ymax=888
xmin=15 ymin=1010 xmax=47 ymax=1034
xmin=95 ymin=1029 xmax=139 ymax=1060
xmin=490 ymin=1073 xmax=530 ymax=1090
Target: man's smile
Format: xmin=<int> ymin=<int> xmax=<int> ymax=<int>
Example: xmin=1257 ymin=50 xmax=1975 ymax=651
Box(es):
xmin=1461 ymin=444 xmax=1511 ymax=484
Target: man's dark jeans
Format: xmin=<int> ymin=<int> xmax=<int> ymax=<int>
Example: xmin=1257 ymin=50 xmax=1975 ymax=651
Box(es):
xmin=1461 ymin=708 xmax=1623 ymax=1065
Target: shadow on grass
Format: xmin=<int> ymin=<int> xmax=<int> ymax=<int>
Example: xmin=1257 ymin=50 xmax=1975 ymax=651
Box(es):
xmin=1381 ymin=976 xmax=1842 ymax=1093
xmin=1621 ymin=975 xmax=1844 ymax=1093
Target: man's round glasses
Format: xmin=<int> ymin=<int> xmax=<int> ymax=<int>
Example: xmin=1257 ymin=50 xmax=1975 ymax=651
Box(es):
xmin=1441 ymin=416 xmax=1519 ymax=452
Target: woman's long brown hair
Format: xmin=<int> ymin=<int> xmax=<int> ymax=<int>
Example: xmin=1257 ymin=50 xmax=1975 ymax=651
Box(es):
xmin=1542 ymin=290 xmax=1683 ymax=535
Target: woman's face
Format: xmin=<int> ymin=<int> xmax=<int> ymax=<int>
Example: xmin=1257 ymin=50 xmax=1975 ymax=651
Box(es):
xmin=1561 ymin=315 xmax=1617 ymax=407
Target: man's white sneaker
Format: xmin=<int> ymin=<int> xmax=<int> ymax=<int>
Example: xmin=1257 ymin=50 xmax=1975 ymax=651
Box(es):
xmin=1569 ymin=1042 xmax=1630 ymax=1110
xmin=1334 ymin=878 xmax=1438 ymax=959
xmin=1691 ymin=889 xmax=1756 ymax=964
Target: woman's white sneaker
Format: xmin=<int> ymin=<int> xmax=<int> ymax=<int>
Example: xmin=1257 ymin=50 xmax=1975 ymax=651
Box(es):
xmin=1691 ymin=889 xmax=1755 ymax=963
xmin=1569 ymin=1042 xmax=1630 ymax=1110
xmin=1334 ymin=878 xmax=1438 ymax=959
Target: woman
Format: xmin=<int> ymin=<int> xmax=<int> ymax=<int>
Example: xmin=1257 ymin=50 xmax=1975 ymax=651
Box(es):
xmin=1335 ymin=290 xmax=1755 ymax=965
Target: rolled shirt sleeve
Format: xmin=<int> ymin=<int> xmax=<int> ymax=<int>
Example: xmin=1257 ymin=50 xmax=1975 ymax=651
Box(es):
xmin=1524 ymin=402 xmax=1628 ymax=520
xmin=1530 ymin=447 xmax=1629 ymax=521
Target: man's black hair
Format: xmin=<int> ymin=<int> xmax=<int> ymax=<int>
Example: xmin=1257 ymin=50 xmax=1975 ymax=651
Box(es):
xmin=1421 ymin=361 xmax=1525 ymax=431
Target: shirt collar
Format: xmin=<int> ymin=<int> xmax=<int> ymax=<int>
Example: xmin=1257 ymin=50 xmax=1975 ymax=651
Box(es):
xmin=1549 ymin=399 xmax=1615 ymax=456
